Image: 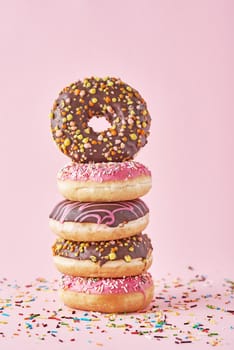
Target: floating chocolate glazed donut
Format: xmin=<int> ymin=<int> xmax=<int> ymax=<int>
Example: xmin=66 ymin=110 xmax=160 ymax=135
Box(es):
xmin=50 ymin=77 xmax=151 ymax=162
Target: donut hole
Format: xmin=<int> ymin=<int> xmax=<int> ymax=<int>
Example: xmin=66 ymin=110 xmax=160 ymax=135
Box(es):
xmin=88 ymin=116 xmax=111 ymax=133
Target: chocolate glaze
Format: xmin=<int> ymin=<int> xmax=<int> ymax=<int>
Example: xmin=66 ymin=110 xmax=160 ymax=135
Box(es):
xmin=49 ymin=199 xmax=149 ymax=227
xmin=50 ymin=77 xmax=151 ymax=163
xmin=52 ymin=234 xmax=153 ymax=266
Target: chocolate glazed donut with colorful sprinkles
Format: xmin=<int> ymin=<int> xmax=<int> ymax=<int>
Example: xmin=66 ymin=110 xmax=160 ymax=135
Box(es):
xmin=50 ymin=77 xmax=151 ymax=162
xmin=52 ymin=233 xmax=153 ymax=278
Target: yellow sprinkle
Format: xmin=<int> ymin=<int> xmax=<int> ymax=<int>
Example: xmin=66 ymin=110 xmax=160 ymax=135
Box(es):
xmin=84 ymin=128 xmax=90 ymax=134
xmin=83 ymin=137 xmax=89 ymax=144
xmin=142 ymin=121 xmax=147 ymax=128
xmin=91 ymin=97 xmax=98 ymax=103
xmin=83 ymin=79 xmax=91 ymax=88
xmin=90 ymin=255 xmax=97 ymax=262
xmin=64 ymin=138 xmax=71 ymax=146
xmin=112 ymin=97 xmax=117 ymax=102
xmin=107 ymin=80 xmax=114 ymax=86
xmin=124 ymin=255 xmax=132 ymax=262
xmin=142 ymin=110 xmax=147 ymax=115
xmin=77 ymin=134 xmax=83 ymax=140
xmin=62 ymin=117 xmax=67 ymax=123
xmin=126 ymin=86 xmax=132 ymax=92
xmin=89 ymin=88 xmax=96 ymax=94
xmin=49 ymin=112 xmax=54 ymax=119
xmin=130 ymin=133 xmax=137 ymax=141
xmin=108 ymin=252 xmax=116 ymax=260
xmin=67 ymin=114 xmax=73 ymax=121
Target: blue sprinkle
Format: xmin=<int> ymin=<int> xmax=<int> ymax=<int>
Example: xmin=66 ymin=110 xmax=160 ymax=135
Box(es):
xmin=1 ymin=313 xmax=10 ymax=317
xmin=25 ymin=322 xmax=33 ymax=329
xmin=155 ymin=323 xmax=164 ymax=328
xmin=80 ymin=317 xmax=91 ymax=321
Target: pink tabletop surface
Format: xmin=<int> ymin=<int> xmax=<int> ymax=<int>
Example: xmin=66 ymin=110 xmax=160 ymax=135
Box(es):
xmin=1 ymin=268 xmax=233 ymax=349
xmin=0 ymin=0 xmax=233 ymax=349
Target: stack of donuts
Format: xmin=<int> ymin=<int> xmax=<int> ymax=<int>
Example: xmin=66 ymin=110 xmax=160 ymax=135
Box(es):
xmin=49 ymin=77 xmax=154 ymax=313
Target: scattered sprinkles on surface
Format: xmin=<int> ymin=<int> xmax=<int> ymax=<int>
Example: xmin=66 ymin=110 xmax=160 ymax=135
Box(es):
xmin=0 ymin=268 xmax=233 ymax=346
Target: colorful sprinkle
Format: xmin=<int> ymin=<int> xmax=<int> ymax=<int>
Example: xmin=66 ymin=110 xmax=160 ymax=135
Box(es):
xmin=0 ymin=268 xmax=233 ymax=346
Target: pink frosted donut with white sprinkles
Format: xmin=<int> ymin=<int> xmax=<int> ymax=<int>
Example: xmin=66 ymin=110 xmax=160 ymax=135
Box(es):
xmin=59 ymin=272 xmax=154 ymax=313
xmin=57 ymin=160 xmax=152 ymax=202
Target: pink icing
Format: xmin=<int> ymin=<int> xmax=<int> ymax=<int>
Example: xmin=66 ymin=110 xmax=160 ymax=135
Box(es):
xmin=57 ymin=161 xmax=151 ymax=183
xmin=61 ymin=273 xmax=153 ymax=295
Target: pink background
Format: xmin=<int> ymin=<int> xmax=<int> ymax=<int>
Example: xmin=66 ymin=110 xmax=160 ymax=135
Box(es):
xmin=0 ymin=2 xmax=233 ymax=348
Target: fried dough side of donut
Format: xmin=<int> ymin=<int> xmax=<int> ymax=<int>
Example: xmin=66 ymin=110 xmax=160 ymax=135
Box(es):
xmin=59 ymin=283 xmax=154 ymax=313
xmin=57 ymin=176 xmax=152 ymax=202
xmin=49 ymin=213 xmax=149 ymax=241
xmin=53 ymin=254 xmax=153 ymax=278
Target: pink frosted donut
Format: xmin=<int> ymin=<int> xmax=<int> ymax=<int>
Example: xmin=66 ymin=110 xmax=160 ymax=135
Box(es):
xmin=59 ymin=273 xmax=154 ymax=313
xmin=57 ymin=160 xmax=152 ymax=202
